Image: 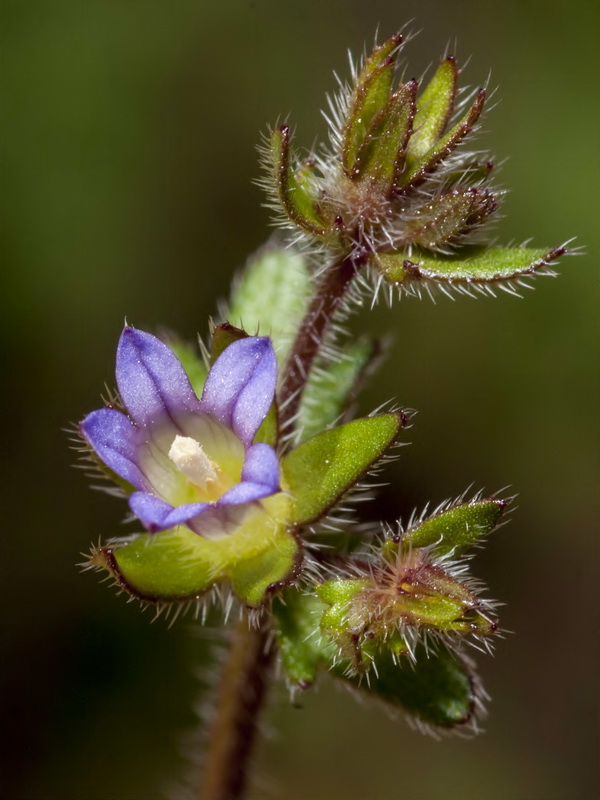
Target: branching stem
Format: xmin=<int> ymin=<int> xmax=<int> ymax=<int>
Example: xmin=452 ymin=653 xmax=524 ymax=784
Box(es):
xmin=199 ymin=616 xmax=275 ymax=800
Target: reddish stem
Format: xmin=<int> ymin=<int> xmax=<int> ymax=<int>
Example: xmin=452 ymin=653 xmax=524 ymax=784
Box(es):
xmin=279 ymin=252 xmax=363 ymax=434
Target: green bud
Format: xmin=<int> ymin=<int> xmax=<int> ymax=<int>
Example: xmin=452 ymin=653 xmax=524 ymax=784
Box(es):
xmin=353 ymin=80 xmax=417 ymax=194
xmin=271 ymin=587 xmax=483 ymax=730
xmin=315 ymin=543 xmax=497 ymax=673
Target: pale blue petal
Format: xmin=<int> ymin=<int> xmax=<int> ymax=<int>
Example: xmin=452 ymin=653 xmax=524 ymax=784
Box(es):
xmin=117 ymin=327 xmax=200 ymax=428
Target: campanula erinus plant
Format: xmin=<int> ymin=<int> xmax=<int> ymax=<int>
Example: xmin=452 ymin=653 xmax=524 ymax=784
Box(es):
xmin=75 ymin=29 xmax=571 ymax=800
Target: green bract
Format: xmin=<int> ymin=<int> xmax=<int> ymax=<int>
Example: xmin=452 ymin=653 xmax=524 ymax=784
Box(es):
xmin=269 ymin=125 xmax=329 ymax=237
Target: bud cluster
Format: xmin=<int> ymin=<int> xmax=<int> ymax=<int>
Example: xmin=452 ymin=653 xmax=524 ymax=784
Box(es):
xmin=263 ymin=32 xmax=567 ymax=298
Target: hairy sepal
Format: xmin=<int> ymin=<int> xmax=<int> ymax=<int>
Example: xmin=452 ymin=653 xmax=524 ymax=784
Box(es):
xmin=89 ymin=494 xmax=299 ymax=608
xmin=342 ymin=32 xmax=402 ymax=174
xmin=401 ymin=189 xmax=497 ymax=249
xmin=269 ymin=125 xmax=330 ymax=236
xmin=400 ymin=89 xmax=486 ymax=190
xmin=354 ymin=80 xmax=417 ymax=194
xmin=406 ymin=57 xmax=458 ymax=166
xmin=281 ymin=412 xmax=404 ymax=526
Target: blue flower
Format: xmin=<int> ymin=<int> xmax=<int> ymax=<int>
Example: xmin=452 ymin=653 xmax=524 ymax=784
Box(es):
xmin=80 ymin=327 xmax=280 ymax=537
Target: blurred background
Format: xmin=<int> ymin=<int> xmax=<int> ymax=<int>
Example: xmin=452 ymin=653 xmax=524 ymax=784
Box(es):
xmin=2 ymin=1 xmax=598 ymax=798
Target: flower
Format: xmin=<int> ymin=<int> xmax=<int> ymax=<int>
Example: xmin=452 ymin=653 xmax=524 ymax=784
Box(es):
xmin=80 ymin=326 xmax=280 ymax=538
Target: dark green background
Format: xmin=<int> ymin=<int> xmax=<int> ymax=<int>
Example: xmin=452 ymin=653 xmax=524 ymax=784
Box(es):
xmin=2 ymin=2 xmax=598 ymax=798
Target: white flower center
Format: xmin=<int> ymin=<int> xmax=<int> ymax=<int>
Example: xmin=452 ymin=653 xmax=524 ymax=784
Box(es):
xmin=168 ymin=435 xmax=220 ymax=489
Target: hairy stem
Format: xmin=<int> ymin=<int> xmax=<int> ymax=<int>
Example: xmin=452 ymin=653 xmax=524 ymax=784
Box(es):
xmin=279 ymin=251 xmax=363 ymax=434
xmin=199 ymin=617 xmax=275 ymax=800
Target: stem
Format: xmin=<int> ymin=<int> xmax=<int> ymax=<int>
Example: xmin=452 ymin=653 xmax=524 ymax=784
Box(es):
xmin=199 ymin=617 xmax=275 ymax=800
xmin=279 ymin=251 xmax=363 ymax=433
xmin=198 ymin=249 xmax=361 ymax=798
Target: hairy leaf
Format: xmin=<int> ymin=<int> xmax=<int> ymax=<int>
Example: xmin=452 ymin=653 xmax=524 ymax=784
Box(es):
xmin=395 ymin=497 xmax=508 ymax=556
xmin=228 ymin=246 xmax=312 ymax=367
xmin=298 ymin=338 xmax=377 ymax=442
xmin=334 ymin=644 xmax=479 ymax=729
xmin=282 ymin=412 xmax=404 ymax=526
xmin=374 ymin=245 xmax=564 ymax=287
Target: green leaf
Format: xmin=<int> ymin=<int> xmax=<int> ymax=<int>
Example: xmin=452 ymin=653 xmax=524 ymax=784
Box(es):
xmin=272 ymin=589 xmax=333 ymax=687
xmin=282 ymin=412 xmax=404 ymax=526
xmin=355 ymin=81 xmax=417 ymax=193
xmin=374 ymin=245 xmax=564 ymax=287
xmin=269 ymin=126 xmax=329 ymax=236
xmin=400 ymin=89 xmax=486 ymax=190
xmin=406 ymin=57 xmax=458 ymax=166
xmin=228 ymin=246 xmax=312 ymax=367
xmin=298 ymin=337 xmax=377 ymax=442
xmin=333 ymin=643 xmax=479 ymax=729
xmin=94 ymin=494 xmax=299 ymax=607
xmin=342 ymin=33 xmax=402 ymax=173
xmin=394 ymin=497 xmax=508 ymax=556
